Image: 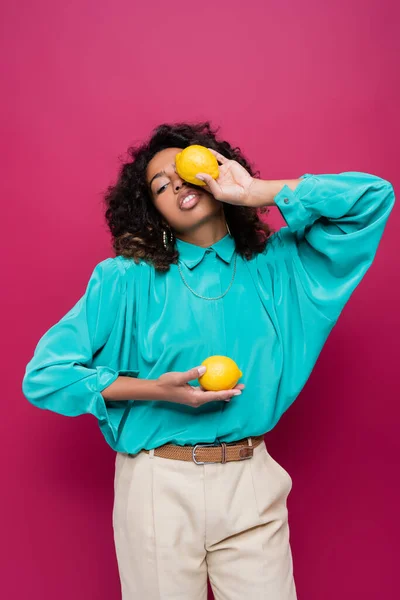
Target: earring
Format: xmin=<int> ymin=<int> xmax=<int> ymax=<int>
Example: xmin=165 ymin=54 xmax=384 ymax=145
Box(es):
xmin=226 ymin=220 xmax=232 ymax=236
xmin=162 ymin=228 xmax=175 ymax=250
xmin=162 ymin=229 xmax=168 ymax=250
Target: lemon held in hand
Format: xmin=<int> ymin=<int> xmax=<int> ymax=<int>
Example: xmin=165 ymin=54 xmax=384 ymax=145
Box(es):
xmin=198 ymin=356 xmax=243 ymax=392
xmin=175 ymin=145 xmax=219 ymax=187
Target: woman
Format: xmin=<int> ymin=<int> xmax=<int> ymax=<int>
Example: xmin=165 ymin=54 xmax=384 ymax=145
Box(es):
xmin=22 ymin=122 xmax=395 ymax=599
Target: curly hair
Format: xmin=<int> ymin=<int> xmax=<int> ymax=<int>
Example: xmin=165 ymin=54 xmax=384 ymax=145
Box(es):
xmin=103 ymin=122 xmax=274 ymax=272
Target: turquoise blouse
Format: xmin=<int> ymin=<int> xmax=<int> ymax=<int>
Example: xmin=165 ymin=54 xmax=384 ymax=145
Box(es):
xmin=22 ymin=172 xmax=395 ymax=454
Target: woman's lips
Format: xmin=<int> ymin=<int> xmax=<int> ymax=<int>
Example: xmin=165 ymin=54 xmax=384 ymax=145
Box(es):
xmin=179 ymin=193 xmax=201 ymax=210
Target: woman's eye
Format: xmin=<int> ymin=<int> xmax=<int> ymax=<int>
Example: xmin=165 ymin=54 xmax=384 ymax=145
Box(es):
xmin=156 ymin=183 xmax=168 ymax=195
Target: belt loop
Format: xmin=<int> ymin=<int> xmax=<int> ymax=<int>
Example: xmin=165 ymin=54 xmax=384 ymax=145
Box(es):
xmin=221 ymin=442 xmax=227 ymax=463
xmin=248 ymin=437 xmax=253 ymax=447
xmin=149 ymin=448 xmax=155 ymax=459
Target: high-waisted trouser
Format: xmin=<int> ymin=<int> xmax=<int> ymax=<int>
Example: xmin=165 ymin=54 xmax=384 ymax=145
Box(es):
xmin=112 ymin=438 xmax=297 ymax=599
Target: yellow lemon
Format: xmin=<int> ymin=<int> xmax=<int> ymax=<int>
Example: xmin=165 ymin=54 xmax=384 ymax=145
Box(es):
xmin=175 ymin=145 xmax=219 ymax=187
xmin=198 ymin=355 xmax=243 ymax=391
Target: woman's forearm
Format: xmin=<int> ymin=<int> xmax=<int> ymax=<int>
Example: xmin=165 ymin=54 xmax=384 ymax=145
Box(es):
xmin=248 ymin=178 xmax=302 ymax=208
xmin=101 ymin=375 xmax=163 ymax=401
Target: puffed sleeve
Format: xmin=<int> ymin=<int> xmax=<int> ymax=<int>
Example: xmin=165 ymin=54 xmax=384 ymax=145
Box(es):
xmin=272 ymin=172 xmax=395 ymax=323
xmin=22 ymin=258 xmax=138 ymax=430
xmin=252 ymin=172 xmax=395 ymax=423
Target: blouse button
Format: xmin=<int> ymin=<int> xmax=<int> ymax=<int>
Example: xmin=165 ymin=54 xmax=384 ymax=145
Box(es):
xmin=283 ymin=198 xmax=290 ymax=204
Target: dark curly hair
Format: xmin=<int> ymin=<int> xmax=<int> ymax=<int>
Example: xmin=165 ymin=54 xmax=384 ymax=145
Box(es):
xmin=103 ymin=122 xmax=274 ymax=272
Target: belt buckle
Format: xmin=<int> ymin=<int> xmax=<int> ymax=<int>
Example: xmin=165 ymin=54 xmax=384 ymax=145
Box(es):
xmin=192 ymin=441 xmax=222 ymax=465
xmin=238 ymin=445 xmax=254 ymax=460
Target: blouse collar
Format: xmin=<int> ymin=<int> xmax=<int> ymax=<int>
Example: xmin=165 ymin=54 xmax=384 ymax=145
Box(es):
xmin=175 ymin=233 xmax=236 ymax=269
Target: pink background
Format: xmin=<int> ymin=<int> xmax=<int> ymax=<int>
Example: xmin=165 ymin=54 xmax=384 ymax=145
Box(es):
xmin=2 ymin=0 xmax=399 ymax=598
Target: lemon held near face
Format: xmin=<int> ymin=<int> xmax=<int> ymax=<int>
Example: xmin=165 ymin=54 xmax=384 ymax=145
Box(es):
xmin=175 ymin=145 xmax=219 ymax=187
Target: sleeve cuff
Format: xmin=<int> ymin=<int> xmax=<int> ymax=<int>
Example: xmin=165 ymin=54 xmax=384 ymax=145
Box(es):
xmin=274 ymin=174 xmax=318 ymax=231
xmin=92 ymin=366 xmax=140 ymax=443
xmin=96 ymin=366 xmax=140 ymax=394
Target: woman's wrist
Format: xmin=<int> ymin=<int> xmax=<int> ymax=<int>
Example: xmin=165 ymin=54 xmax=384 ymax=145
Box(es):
xmin=246 ymin=178 xmax=302 ymax=208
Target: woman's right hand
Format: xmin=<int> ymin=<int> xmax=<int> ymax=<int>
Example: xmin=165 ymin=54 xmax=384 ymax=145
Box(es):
xmin=154 ymin=366 xmax=245 ymax=408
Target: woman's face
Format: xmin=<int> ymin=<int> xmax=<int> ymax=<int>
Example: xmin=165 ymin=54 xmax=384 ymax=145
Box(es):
xmin=146 ymin=147 xmax=222 ymax=235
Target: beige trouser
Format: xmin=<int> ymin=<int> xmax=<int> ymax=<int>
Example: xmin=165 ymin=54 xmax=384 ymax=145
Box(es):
xmin=112 ymin=438 xmax=297 ymax=600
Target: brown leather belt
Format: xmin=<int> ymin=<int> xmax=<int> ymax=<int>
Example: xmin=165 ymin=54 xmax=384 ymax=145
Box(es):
xmin=140 ymin=435 xmax=265 ymax=464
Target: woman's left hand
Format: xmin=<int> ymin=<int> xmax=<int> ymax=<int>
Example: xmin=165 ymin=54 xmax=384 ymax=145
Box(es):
xmin=196 ymin=149 xmax=255 ymax=206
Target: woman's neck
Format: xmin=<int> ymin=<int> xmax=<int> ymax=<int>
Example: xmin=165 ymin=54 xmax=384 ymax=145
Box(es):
xmin=175 ymin=216 xmax=229 ymax=248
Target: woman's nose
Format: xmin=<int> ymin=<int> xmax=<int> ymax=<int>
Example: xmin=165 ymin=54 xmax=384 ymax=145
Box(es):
xmin=173 ymin=177 xmax=185 ymax=192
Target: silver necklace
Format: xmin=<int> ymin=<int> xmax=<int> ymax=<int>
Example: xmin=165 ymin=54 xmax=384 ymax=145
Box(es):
xmin=177 ymin=252 xmax=238 ymax=301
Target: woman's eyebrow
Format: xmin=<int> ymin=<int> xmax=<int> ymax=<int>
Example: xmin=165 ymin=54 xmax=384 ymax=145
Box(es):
xmin=149 ymin=170 xmax=166 ymax=187
xmin=149 ymin=163 xmax=177 ymax=187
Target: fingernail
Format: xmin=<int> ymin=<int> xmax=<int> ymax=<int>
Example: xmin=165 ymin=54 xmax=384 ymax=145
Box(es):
xmin=197 ymin=366 xmax=206 ymax=375
xmin=232 ymin=390 xmax=242 ymax=395
xmin=196 ymin=174 xmax=205 ymax=181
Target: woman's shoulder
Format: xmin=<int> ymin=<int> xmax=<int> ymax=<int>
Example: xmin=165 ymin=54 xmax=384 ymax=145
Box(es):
xmin=251 ymin=230 xmax=287 ymax=264
xmin=88 ymin=255 xmax=142 ymax=293
xmin=95 ymin=254 xmax=142 ymax=275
